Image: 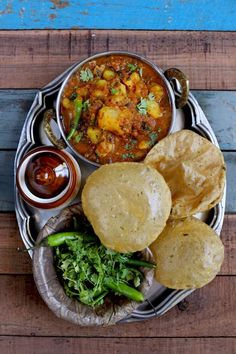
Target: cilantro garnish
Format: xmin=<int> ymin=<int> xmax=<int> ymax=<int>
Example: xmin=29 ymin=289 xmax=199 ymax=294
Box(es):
xmin=148 ymin=92 xmax=155 ymax=101
xmin=149 ymin=132 xmax=158 ymax=146
xmin=69 ymin=92 xmax=77 ymax=101
xmin=136 ymin=98 xmax=147 ymax=115
xmin=82 ymin=99 xmax=90 ymax=111
xmin=80 ymin=68 xmax=94 ymax=82
xmin=74 ymin=132 xmax=83 ymax=143
xmin=111 ymin=88 xmax=119 ymax=95
xmin=127 ymin=63 xmax=138 ymax=72
xmin=121 ymin=152 xmax=135 ymax=159
xmin=53 ymin=217 xmax=154 ymax=308
xmin=125 ymin=139 xmax=137 ymax=150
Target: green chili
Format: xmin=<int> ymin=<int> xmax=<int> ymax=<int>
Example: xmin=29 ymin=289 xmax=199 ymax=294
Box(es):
xmin=67 ymin=98 xmax=83 ymax=141
xmin=125 ymin=258 xmax=156 ymax=269
xmin=105 ymin=278 xmax=144 ymax=302
xmin=38 ymin=231 xmax=96 ymax=247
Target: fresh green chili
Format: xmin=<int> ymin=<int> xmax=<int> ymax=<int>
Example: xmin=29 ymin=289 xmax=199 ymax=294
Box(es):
xmin=105 ymin=278 xmax=144 ymax=302
xmin=38 ymin=231 xmax=96 ymax=247
xmin=125 ymin=258 xmax=156 ymax=269
xmin=67 ymin=98 xmax=83 ymax=141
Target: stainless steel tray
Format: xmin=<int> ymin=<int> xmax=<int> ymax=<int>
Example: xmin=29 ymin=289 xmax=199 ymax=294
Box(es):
xmin=14 ymin=63 xmax=226 ymax=323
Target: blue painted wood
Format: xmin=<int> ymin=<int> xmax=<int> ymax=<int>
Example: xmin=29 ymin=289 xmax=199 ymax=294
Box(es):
xmin=0 ymin=151 xmax=234 ymax=212
xmin=0 ymin=90 xmax=235 ymax=150
xmin=0 ymin=90 xmax=36 ymax=149
xmin=0 ymin=0 xmax=236 ymax=30
xmin=0 ymin=151 xmax=15 ymax=211
xmin=0 ymin=89 xmax=235 ymax=211
xmin=193 ymin=91 xmax=236 ymax=151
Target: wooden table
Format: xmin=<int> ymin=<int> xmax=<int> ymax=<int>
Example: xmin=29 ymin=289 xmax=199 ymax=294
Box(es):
xmin=0 ymin=2 xmax=235 ymax=353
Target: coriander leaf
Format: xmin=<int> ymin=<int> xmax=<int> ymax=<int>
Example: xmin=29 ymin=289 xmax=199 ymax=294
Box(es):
xmin=74 ymin=132 xmax=83 ymax=143
xmin=138 ymin=67 xmax=143 ymax=77
xmin=148 ymin=92 xmax=155 ymax=101
xmin=121 ymin=152 xmax=135 ymax=160
xmin=149 ymin=132 xmax=158 ymax=146
xmin=80 ymin=68 xmax=94 ymax=82
xmin=125 ymin=139 xmax=137 ymax=150
xmin=136 ymin=98 xmax=147 ymax=115
xmin=69 ymin=92 xmax=77 ymax=101
xmin=141 ymin=121 xmax=152 ymax=131
xmin=110 ymin=88 xmax=119 ymax=95
xmin=82 ymin=99 xmax=90 ymax=111
xmin=127 ymin=63 xmax=138 ymax=72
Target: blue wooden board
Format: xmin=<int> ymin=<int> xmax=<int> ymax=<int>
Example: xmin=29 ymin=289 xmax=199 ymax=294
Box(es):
xmin=0 ymin=0 xmax=236 ymax=30
xmin=0 ymin=89 xmax=235 ymax=211
xmin=0 ymin=90 xmax=235 ymax=150
xmin=0 ymin=151 xmax=234 ymax=212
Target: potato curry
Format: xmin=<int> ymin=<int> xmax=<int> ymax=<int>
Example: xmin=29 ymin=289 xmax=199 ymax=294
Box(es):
xmin=61 ymin=55 xmax=172 ymax=164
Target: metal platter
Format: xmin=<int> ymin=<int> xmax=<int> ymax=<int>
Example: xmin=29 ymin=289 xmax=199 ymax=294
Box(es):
xmin=14 ymin=61 xmax=226 ymax=323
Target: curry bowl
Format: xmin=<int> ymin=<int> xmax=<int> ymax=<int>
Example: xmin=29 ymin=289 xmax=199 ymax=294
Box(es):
xmin=44 ymin=51 xmax=189 ymax=167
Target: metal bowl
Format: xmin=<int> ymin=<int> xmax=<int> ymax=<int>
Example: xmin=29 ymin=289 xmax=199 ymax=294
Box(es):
xmin=44 ymin=51 xmax=189 ymax=167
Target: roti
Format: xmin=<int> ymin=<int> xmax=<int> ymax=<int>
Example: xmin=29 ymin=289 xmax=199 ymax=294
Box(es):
xmin=144 ymin=129 xmax=226 ymax=218
xmin=82 ymin=162 xmax=171 ymax=252
xmin=150 ymin=217 xmax=224 ymax=289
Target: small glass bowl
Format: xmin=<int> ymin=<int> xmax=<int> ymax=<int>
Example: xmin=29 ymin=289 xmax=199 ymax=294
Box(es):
xmin=16 ymin=146 xmax=81 ymax=210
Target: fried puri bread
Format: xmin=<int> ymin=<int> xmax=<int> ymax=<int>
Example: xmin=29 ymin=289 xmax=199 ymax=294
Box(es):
xmin=145 ymin=129 xmax=226 ymax=218
xmin=150 ymin=217 xmax=224 ymax=289
xmin=82 ymin=162 xmax=171 ymax=252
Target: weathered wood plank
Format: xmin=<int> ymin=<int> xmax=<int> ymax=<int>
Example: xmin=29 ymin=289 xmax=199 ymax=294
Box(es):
xmin=0 ymin=213 xmax=32 ymax=274
xmin=193 ymin=91 xmax=236 ymax=151
xmin=0 ymin=90 xmax=36 ymax=149
xmin=1 ymin=151 xmax=235 ymax=212
xmin=0 ymin=213 xmax=234 ymax=275
xmin=0 ymin=151 xmax=15 ymax=211
xmin=0 ymin=337 xmax=235 ymax=354
xmin=0 ymin=31 xmax=236 ymax=89
xmin=0 ymin=275 xmax=235 ymax=337
xmin=1 ymin=90 xmax=236 ymax=150
xmin=0 ymin=0 xmax=235 ymax=31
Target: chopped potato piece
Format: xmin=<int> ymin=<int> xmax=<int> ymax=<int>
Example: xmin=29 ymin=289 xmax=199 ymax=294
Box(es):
xmin=76 ymin=87 xmax=88 ymax=98
xmin=92 ymin=90 xmax=105 ymax=99
xmin=118 ymin=82 xmax=127 ymax=95
xmin=62 ymin=97 xmax=71 ymax=109
xmin=96 ymin=79 xmax=107 ymax=88
xmin=130 ymin=72 xmax=141 ymax=83
xmin=96 ymin=140 xmax=114 ymax=157
xmin=87 ymin=127 xmax=101 ymax=144
xmin=147 ymin=100 xmax=162 ymax=119
xmin=110 ymin=83 xmax=128 ymax=106
xmin=103 ymin=69 xmax=116 ymax=80
xmin=138 ymin=140 xmax=150 ymax=150
xmin=150 ymin=84 xmax=164 ymax=101
xmin=98 ymin=107 xmax=123 ymax=135
xmin=110 ymin=94 xmax=129 ymax=106
xmin=122 ymin=77 xmax=133 ymax=90
xmin=98 ymin=106 xmax=132 ymax=135
xmin=123 ymin=72 xmax=141 ymax=91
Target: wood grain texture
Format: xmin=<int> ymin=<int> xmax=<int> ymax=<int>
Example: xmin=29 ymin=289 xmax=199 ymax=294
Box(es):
xmin=0 ymin=213 xmax=235 ymax=276
xmin=1 ymin=151 xmax=234 ymax=212
xmin=0 ymin=90 xmax=36 ymax=149
xmin=0 ymin=337 xmax=235 ymax=354
xmin=1 ymin=90 xmax=236 ymax=150
xmin=1 ymin=0 xmax=236 ymax=31
xmin=0 ymin=275 xmax=235 ymax=337
xmin=0 ymin=31 xmax=236 ymax=89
